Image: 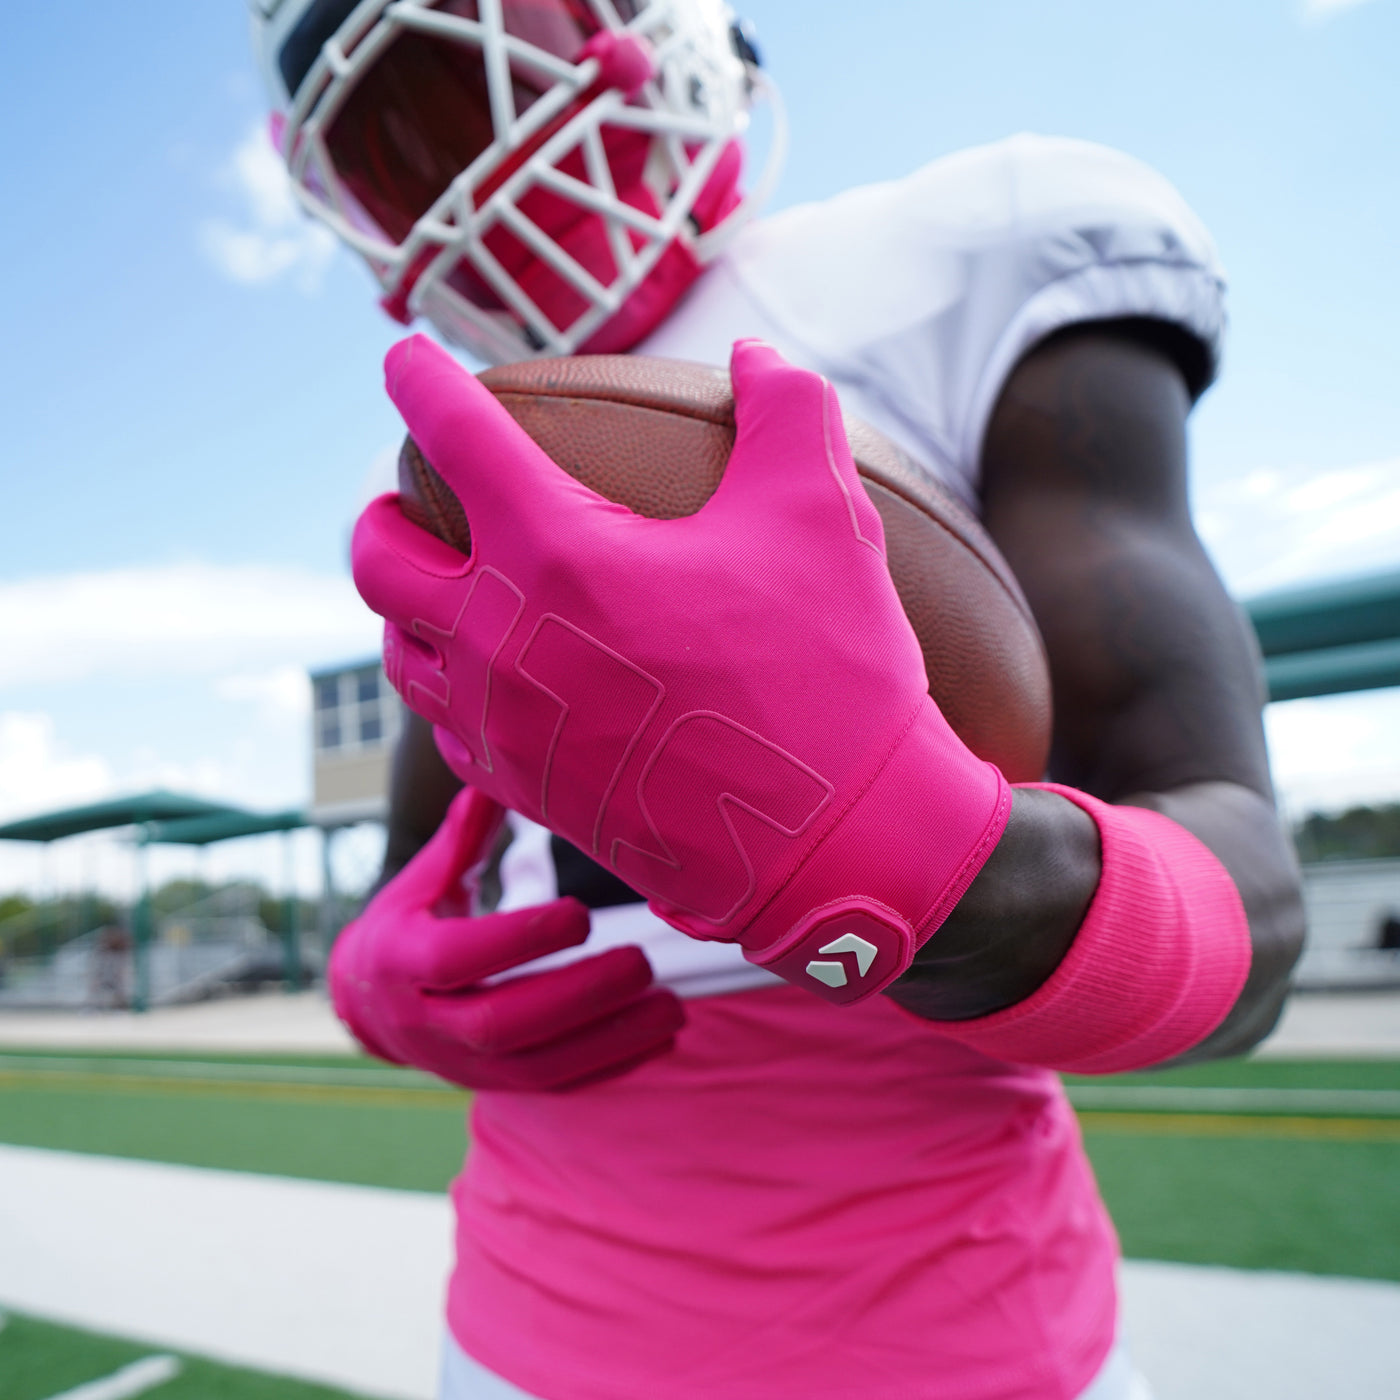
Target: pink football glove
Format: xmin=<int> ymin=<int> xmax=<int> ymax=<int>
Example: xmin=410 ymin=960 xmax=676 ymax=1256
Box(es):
xmin=352 ymin=336 xmax=1011 ymax=1005
xmin=328 ymin=787 xmax=684 ymax=1091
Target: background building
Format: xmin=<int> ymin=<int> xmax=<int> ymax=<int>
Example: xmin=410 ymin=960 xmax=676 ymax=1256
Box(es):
xmin=310 ymin=659 xmax=403 ymax=828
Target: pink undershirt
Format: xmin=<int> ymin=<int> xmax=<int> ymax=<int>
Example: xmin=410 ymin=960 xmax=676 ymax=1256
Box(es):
xmin=446 ymin=983 xmax=1119 ymax=1400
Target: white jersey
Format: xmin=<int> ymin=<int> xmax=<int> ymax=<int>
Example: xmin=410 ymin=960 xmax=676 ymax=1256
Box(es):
xmin=491 ymin=132 xmax=1226 ymax=994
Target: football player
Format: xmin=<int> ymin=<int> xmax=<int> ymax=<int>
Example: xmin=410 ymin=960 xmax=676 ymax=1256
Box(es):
xmin=250 ymin=3 xmax=1304 ymax=1397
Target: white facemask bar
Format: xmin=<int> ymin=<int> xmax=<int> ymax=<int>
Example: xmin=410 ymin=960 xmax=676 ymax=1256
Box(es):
xmin=420 ymin=86 xmax=739 ymax=354
xmin=276 ymin=0 xmax=777 ymax=360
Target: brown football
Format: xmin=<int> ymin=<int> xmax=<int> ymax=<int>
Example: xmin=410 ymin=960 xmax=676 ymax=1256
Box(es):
xmin=397 ymin=355 xmax=1052 ymax=781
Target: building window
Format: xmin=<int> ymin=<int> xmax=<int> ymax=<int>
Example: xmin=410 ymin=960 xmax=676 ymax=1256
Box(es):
xmin=311 ymin=663 xmax=401 ymax=756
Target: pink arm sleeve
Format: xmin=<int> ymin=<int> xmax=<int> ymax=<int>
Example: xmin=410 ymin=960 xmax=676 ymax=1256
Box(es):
xmin=927 ymin=783 xmax=1252 ymax=1073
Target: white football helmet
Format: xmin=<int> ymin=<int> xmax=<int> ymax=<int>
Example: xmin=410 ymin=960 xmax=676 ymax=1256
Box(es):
xmin=249 ymin=0 xmax=783 ymax=363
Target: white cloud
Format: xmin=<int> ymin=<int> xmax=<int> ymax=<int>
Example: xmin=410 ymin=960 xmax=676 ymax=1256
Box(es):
xmin=1196 ymin=456 xmax=1400 ymax=597
xmin=215 ymin=665 xmax=313 ymax=724
xmin=200 ymin=122 xmax=337 ymax=291
xmin=1266 ymin=689 xmax=1400 ymax=817
xmin=1198 ymin=453 xmax=1400 ymax=815
xmin=0 ymin=713 xmax=114 ymax=824
xmin=0 ymin=565 xmax=373 ymax=897
xmin=0 ymin=711 xmax=332 ymax=901
xmin=0 ymin=562 xmax=382 ymax=691
xmin=356 ymin=442 xmax=404 ymax=516
xmin=1301 ymin=0 xmax=1380 ymax=21
xmin=122 ymin=748 xmax=238 ymax=804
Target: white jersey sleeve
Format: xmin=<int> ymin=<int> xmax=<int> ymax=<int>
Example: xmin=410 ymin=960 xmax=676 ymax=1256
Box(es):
xmin=661 ymin=133 xmax=1226 ymax=508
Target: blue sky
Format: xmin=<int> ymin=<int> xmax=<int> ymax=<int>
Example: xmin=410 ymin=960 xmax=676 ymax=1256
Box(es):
xmin=2 ymin=0 xmax=1398 ymax=898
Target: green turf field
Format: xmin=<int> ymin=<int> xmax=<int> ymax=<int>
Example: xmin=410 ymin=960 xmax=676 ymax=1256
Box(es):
xmin=2 ymin=1045 xmax=1399 ymax=1398
xmin=2 ymin=1046 xmax=1398 ymax=1282
xmin=0 ymin=1309 xmax=364 ymax=1400
xmin=0 ymin=1050 xmax=467 ymax=1191
xmin=1063 ymin=1057 xmax=1400 ymax=1282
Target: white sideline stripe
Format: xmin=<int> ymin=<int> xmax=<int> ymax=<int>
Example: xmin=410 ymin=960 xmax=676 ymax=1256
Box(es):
xmin=43 ymin=1355 xmax=181 ymax=1400
xmin=1121 ymin=1260 xmax=1400 ymax=1400
xmin=0 ymin=1145 xmax=451 ymax=1400
xmin=2 ymin=1146 xmax=1400 ymax=1400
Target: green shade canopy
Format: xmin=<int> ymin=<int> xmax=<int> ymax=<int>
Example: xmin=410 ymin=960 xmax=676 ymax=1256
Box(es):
xmin=0 ymin=791 xmax=245 ymax=844
xmin=143 ymin=810 xmax=309 ymax=846
xmin=1246 ymin=568 xmax=1400 ymax=658
xmin=1262 ymin=637 xmax=1400 ymax=704
xmin=1244 ymin=566 xmax=1400 ymax=702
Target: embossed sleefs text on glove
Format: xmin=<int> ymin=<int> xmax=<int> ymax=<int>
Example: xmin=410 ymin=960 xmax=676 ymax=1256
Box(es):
xmin=352 ymin=337 xmax=1011 ymax=1003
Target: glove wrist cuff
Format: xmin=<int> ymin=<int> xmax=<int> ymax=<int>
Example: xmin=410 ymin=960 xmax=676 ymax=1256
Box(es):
xmin=744 ymin=701 xmax=1011 ymax=1004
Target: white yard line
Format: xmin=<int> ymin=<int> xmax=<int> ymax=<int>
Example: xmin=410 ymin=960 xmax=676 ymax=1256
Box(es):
xmin=43 ymin=1355 xmax=181 ymax=1400
xmin=2 ymin=1145 xmax=1399 ymax=1400
xmin=1 ymin=986 xmax=1398 ymax=1057
xmin=0 ymin=992 xmax=356 ymax=1054
xmin=0 ymin=1146 xmax=450 ymax=1400
xmin=1122 ymin=1260 xmax=1400 ymax=1400
xmin=1256 ymin=990 xmax=1400 ymax=1059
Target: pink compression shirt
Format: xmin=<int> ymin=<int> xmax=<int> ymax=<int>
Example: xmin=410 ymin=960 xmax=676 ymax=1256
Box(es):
xmin=447 ymin=985 xmax=1119 ymax=1400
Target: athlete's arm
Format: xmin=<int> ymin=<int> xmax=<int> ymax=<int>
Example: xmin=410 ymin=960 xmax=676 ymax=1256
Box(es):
xmin=886 ymin=322 xmax=1305 ymax=1063
xmin=378 ymin=711 xmax=464 ymax=889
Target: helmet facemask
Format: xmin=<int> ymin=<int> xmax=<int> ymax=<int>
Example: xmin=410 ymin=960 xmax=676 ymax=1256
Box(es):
xmin=257 ymin=0 xmax=780 ymax=362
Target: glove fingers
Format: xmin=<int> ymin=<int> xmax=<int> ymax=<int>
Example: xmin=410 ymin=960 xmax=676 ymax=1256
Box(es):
xmin=433 ymin=726 xmax=479 ymax=785
xmin=717 ymin=339 xmax=885 ymax=556
xmin=371 ymin=787 xmax=505 ymax=916
xmin=718 ymin=339 xmax=827 ymax=504
xmin=384 ymin=335 xmax=586 ymax=538
xmin=497 ymin=988 xmax=686 ymax=1090
xmin=423 ymin=944 xmax=657 ymax=1054
xmin=404 ymin=896 xmax=591 ymax=990
xmin=382 ymin=623 xmax=450 ymax=726
xmin=351 ymin=494 xmax=471 ymax=632
xmin=325 ymin=923 xmax=401 ymax=1065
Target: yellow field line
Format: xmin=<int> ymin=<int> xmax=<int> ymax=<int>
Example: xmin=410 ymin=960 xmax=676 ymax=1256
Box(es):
xmin=1077 ymin=1110 xmax=1400 ymax=1142
xmin=5 ymin=1069 xmax=1400 ymax=1140
xmin=0 ymin=1068 xmax=465 ymax=1111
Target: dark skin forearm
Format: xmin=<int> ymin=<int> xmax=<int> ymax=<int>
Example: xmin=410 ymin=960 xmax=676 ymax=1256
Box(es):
xmin=376 ymin=710 xmax=464 ymax=894
xmin=888 ymin=787 xmax=1100 ymax=1022
xmin=886 ymin=323 xmax=1305 ymax=1062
